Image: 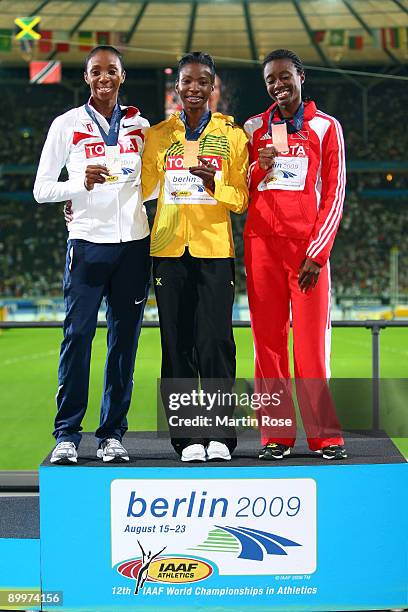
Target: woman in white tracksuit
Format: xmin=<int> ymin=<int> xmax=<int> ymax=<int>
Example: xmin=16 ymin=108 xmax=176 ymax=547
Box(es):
xmin=33 ymin=45 xmax=150 ymax=464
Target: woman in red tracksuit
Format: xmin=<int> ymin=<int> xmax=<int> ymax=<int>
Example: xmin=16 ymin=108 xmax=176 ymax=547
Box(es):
xmin=244 ymin=49 xmax=347 ymax=461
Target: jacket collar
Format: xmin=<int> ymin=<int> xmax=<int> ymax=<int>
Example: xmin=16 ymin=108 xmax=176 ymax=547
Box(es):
xmin=261 ymin=100 xmax=317 ymax=132
xmin=169 ymin=111 xmax=235 ymax=137
xmin=79 ymin=99 xmax=139 ymax=123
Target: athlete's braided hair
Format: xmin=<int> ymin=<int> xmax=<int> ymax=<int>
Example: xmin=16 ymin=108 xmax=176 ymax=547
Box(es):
xmin=176 ymin=51 xmax=216 ymax=83
xmin=262 ymin=48 xmax=310 ymax=101
xmin=262 ymin=49 xmax=304 ymax=74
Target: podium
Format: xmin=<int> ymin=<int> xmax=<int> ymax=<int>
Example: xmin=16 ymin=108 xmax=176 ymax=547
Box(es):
xmin=0 ymin=496 xmax=41 ymax=611
xmin=37 ymin=432 xmax=407 ymax=612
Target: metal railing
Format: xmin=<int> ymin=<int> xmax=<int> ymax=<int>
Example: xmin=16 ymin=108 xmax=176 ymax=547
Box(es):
xmin=0 ymin=319 xmax=406 ymax=492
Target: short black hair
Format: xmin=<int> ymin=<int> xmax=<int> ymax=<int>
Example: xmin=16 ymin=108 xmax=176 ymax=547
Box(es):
xmin=84 ymin=45 xmax=125 ymax=72
xmin=262 ymin=49 xmax=304 ymax=75
xmin=176 ymin=51 xmax=216 ymax=82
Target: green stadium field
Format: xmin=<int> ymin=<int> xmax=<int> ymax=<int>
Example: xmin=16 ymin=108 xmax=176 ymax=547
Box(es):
xmin=0 ymin=327 xmax=407 ymax=470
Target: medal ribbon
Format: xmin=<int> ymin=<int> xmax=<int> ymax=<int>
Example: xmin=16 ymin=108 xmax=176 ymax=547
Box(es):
xmin=85 ymin=102 xmax=122 ymax=146
xmin=180 ymin=110 xmax=211 ymax=141
xmin=268 ymin=102 xmax=304 ymax=136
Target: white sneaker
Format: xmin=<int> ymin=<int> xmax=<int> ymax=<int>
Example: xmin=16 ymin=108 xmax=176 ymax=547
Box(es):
xmin=50 ymin=441 xmax=77 ymax=464
xmin=181 ymin=444 xmax=206 ymax=462
xmin=206 ymin=441 xmax=231 ymax=461
xmin=97 ymin=438 xmax=129 ymax=463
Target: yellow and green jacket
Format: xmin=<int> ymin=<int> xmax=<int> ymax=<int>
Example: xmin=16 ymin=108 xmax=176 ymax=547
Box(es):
xmin=142 ymin=112 xmax=249 ymax=258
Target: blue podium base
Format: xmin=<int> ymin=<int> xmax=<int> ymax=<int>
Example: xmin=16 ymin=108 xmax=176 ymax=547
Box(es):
xmin=0 ymin=496 xmax=41 ymax=611
xmin=37 ymin=432 xmax=407 ymax=612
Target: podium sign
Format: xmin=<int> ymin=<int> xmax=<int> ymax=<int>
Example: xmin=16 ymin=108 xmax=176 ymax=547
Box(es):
xmin=39 ymin=462 xmax=407 ymax=611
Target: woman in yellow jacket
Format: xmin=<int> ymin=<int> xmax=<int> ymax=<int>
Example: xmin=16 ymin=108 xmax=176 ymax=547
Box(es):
xmin=142 ymin=52 xmax=248 ymax=462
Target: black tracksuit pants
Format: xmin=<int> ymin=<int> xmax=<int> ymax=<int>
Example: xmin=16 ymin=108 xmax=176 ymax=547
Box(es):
xmin=153 ymin=250 xmax=237 ymax=455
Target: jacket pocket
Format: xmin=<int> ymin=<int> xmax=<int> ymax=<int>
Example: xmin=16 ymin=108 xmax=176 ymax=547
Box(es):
xmin=279 ymin=191 xmax=308 ymax=222
xmin=299 ymin=192 xmax=316 ymax=225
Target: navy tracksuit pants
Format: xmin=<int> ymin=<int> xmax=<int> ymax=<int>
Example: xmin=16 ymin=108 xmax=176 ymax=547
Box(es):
xmin=54 ymin=237 xmax=151 ymax=447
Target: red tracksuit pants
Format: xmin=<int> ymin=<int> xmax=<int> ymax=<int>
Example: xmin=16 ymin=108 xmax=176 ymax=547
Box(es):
xmin=244 ymin=235 xmax=344 ymax=451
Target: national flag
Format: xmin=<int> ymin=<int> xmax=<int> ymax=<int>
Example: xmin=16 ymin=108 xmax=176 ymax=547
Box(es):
xmin=55 ymin=31 xmax=70 ymax=52
xmin=312 ymin=30 xmax=326 ymax=43
xmin=78 ymin=30 xmax=94 ymax=51
xmin=348 ymin=35 xmax=363 ymax=50
xmin=399 ymin=27 xmax=408 ymax=48
xmin=0 ymin=29 xmax=12 ymax=51
xmin=39 ymin=29 xmax=52 ymax=53
xmin=379 ymin=27 xmax=405 ymax=49
xmin=388 ymin=27 xmax=400 ymax=49
xmin=96 ymin=31 xmax=110 ymax=45
xmin=29 ymin=60 xmax=61 ymax=84
xmin=14 ymin=16 xmax=41 ymax=40
xmin=329 ymin=29 xmax=345 ymax=47
xmin=381 ymin=28 xmax=387 ymax=49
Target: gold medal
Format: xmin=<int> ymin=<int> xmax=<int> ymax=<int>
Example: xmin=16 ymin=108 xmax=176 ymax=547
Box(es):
xmin=183 ymin=141 xmax=200 ymax=168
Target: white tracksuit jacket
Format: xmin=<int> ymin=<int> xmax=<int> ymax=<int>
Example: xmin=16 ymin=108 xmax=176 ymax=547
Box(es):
xmin=33 ymin=101 xmax=150 ymax=243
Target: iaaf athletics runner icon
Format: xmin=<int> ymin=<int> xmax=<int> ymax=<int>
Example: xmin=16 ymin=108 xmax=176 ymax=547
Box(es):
xmin=134 ymin=540 xmax=166 ymax=594
xmin=116 ymin=541 xmax=214 ymax=595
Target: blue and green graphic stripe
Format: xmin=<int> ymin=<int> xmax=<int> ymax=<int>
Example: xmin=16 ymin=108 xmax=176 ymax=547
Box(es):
xmin=189 ymin=528 xmax=240 ymax=553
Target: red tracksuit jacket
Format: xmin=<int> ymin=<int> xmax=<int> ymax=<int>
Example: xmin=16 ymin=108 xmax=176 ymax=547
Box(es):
xmin=243 ymin=100 xmax=346 ymax=267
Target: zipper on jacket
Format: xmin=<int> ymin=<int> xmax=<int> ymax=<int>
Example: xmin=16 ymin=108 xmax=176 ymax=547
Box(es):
xmin=118 ymin=118 xmax=123 ymax=242
xmin=117 ymin=193 xmax=122 ymax=242
xmin=185 ymin=205 xmax=190 ymax=247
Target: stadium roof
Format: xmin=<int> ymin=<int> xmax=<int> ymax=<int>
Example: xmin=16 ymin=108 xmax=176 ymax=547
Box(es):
xmin=2 ymin=0 xmax=408 ymax=68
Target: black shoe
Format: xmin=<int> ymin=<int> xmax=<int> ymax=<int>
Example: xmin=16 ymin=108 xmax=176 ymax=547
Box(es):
xmin=321 ymin=445 xmax=347 ymax=460
xmin=258 ymin=443 xmax=291 ymax=460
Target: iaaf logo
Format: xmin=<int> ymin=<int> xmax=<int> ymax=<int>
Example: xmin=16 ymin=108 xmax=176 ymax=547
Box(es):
xmin=85 ymin=139 xmax=139 ymax=159
xmin=265 ymin=170 xmax=297 ymax=183
xmin=116 ymin=527 xmax=301 ymax=595
xmin=116 ymin=541 xmax=213 ymax=595
xmin=171 ymin=183 xmax=206 ymax=198
xmin=166 ymin=155 xmax=222 ymax=171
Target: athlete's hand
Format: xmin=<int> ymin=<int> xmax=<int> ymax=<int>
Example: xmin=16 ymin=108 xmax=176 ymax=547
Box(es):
xmin=64 ymin=201 xmax=73 ymax=226
xmin=189 ymin=156 xmax=216 ymax=192
xmin=298 ymin=257 xmax=321 ymax=293
xmin=84 ymin=164 xmax=110 ymax=190
xmin=258 ymin=145 xmax=278 ymax=170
